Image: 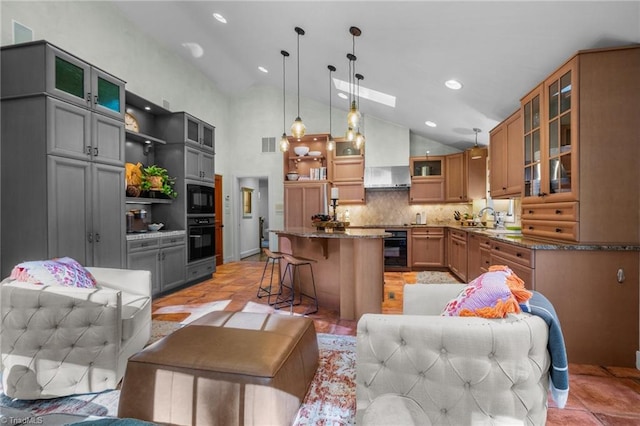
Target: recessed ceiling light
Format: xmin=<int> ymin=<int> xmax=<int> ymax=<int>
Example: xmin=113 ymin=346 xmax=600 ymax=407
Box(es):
xmin=258 ymin=66 xmax=268 ymax=73
xmin=445 ymin=79 xmax=463 ymax=90
xmin=425 ymin=121 xmax=437 ymax=127
xmin=338 ymin=92 xmax=348 ymax=100
xmin=144 ymin=106 xmax=151 ymax=111
xmin=213 ymin=13 xmax=227 ymax=24
xmin=333 ymin=78 xmax=396 ymax=108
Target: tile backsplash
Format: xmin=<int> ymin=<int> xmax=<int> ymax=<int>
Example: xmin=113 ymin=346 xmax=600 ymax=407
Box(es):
xmin=336 ymin=191 xmax=521 ymax=226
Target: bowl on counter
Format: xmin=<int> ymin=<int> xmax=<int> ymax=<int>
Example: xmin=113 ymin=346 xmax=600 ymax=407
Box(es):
xmin=293 ymin=146 xmax=309 ymax=156
xmin=308 ymin=151 xmax=322 ymax=157
xmin=287 ymin=173 xmax=299 ymax=181
xmin=147 ymin=223 xmax=164 ymax=232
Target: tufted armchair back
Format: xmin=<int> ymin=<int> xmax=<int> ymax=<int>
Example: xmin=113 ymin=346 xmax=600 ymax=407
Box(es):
xmin=356 ymin=284 xmax=550 ymax=425
xmin=1 ymin=267 xmax=151 ymax=399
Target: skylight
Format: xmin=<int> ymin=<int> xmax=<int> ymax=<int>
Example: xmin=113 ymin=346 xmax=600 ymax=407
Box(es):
xmin=332 ymin=78 xmax=396 ymax=108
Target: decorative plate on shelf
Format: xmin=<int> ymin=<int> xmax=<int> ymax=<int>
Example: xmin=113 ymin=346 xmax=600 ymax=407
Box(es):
xmin=125 ymin=112 xmax=139 ymax=132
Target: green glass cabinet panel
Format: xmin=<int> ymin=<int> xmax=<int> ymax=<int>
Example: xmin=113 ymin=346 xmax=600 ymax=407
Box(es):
xmin=96 ymin=76 xmax=121 ymax=113
xmin=55 ymin=56 xmax=84 ymax=99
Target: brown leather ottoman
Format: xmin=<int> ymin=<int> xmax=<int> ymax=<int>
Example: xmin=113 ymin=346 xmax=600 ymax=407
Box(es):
xmin=118 ymin=311 xmax=319 ymax=425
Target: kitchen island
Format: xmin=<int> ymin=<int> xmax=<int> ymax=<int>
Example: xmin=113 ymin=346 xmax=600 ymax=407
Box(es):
xmin=272 ymin=228 xmax=390 ymax=320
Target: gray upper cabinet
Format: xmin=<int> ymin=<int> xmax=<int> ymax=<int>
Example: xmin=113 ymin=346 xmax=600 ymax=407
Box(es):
xmin=47 ymin=97 xmax=125 ymax=165
xmin=185 ymin=146 xmax=215 ymax=183
xmin=158 ymin=112 xmax=215 ymax=153
xmin=1 ymin=41 xmax=125 ymax=120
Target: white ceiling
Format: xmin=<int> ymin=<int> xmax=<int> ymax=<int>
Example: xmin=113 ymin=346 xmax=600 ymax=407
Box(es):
xmin=112 ymin=1 xmax=640 ymax=150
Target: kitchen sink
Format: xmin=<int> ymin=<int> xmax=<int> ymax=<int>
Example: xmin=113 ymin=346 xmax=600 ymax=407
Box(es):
xmin=478 ymin=229 xmax=522 ymax=235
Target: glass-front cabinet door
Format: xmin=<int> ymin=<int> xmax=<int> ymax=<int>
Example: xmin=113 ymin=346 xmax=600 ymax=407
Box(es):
xmin=522 ymin=85 xmax=542 ymax=199
xmin=46 ymin=44 xmax=124 ymax=120
xmin=544 ymin=61 xmax=576 ymax=200
xmin=410 ymin=156 xmax=444 ymax=177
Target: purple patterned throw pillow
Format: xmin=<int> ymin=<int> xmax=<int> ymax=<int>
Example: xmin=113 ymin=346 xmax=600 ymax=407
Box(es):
xmin=9 ymin=257 xmax=97 ymax=288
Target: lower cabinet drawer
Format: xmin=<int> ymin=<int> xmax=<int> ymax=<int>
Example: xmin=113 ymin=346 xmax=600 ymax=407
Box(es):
xmin=186 ymin=261 xmax=215 ymax=281
xmin=127 ymin=238 xmax=160 ymax=252
xmin=490 ymin=240 xmax=534 ymax=268
xmin=522 ymin=202 xmax=578 ymax=221
xmin=522 ymin=219 xmax=578 ymax=242
xmin=491 ymin=254 xmax=535 ymax=289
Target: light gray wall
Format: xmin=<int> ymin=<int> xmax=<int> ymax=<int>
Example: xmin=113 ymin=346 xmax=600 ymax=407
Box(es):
xmin=0 ymin=1 xmax=433 ymax=263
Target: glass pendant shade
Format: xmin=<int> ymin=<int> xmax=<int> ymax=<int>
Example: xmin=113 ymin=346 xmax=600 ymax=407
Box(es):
xmin=355 ymin=131 xmax=365 ymax=149
xmin=279 ymin=133 xmax=290 ymax=152
xmin=291 ymin=117 xmax=306 ymax=139
xmin=469 ymin=127 xmax=483 ymax=159
xmin=327 ymin=138 xmax=335 ymax=151
xmin=347 ymin=101 xmax=361 ymax=129
xmin=345 ymin=127 xmax=356 ymax=141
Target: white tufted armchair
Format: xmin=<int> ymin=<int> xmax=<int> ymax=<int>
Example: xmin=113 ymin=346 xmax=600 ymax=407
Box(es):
xmin=357 ymin=284 xmax=551 ymax=426
xmin=1 ymin=267 xmax=152 ymax=399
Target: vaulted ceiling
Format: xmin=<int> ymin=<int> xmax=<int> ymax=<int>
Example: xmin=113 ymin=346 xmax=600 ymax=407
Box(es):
xmin=113 ymin=1 xmax=640 ymax=149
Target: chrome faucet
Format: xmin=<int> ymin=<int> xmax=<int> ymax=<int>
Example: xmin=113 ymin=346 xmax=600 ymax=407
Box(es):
xmin=476 ymin=207 xmax=495 ymax=220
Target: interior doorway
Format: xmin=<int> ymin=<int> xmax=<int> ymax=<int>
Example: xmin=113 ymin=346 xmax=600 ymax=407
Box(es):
xmin=237 ymin=177 xmax=269 ymax=260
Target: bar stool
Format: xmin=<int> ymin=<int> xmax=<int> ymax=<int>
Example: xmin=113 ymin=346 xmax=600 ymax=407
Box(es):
xmin=274 ymin=254 xmax=319 ymax=315
xmin=256 ymin=248 xmax=284 ymax=305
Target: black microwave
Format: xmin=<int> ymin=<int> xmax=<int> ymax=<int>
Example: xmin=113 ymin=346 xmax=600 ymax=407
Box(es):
xmin=187 ymin=184 xmax=214 ymax=215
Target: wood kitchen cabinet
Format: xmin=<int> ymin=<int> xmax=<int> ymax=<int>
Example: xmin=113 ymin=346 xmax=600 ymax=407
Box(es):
xmin=283 ymin=134 xmax=330 ymax=181
xmin=409 ymin=156 xmax=445 ymax=203
xmin=521 ymin=46 xmax=640 ymax=244
xmin=411 ymin=227 xmax=445 ymax=269
xmin=467 ymin=232 xmax=491 ymax=281
xmin=489 ymin=109 xmax=523 ymax=198
xmin=284 ymin=182 xmax=328 ymax=228
xmin=489 ymin=239 xmax=534 ymax=289
xmin=331 ymin=155 xmax=365 ymax=204
xmin=445 ymin=150 xmax=487 ymax=202
xmin=447 ymin=228 xmax=468 ymax=282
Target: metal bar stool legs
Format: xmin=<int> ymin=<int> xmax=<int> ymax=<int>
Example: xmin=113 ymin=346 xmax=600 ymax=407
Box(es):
xmin=274 ymin=254 xmax=319 ymax=315
xmin=256 ymin=248 xmax=284 ymax=305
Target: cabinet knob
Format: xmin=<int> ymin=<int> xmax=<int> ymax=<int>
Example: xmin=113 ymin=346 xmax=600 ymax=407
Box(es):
xmin=516 ymin=253 xmax=522 ymax=257
xmin=555 ymin=228 xmax=562 ymax=233
xmin=95 ymin=233 xmax=101 ymax=242
xmin=555 ymin=210 xmax=562 ymax=214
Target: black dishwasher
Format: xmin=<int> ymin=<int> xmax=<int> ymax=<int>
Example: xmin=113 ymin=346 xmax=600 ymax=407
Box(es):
xmin=384 ymin=229 xmax=408 ymax=271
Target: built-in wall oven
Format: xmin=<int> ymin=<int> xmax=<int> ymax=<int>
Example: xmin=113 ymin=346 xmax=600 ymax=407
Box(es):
xmin=384 ymin=229 xmax=409 ymax=271
xmin=187 ymin=216 xmax=215 ymax=263
xmin=187 ymin=184 xmax=214 ymax=215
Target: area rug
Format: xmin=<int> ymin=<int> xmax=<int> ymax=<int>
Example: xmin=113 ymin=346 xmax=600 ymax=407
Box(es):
xmin=415 ymin=270 xmax=460 ymax=284
xmin=0 ymin=332 xmax=356 ymax=425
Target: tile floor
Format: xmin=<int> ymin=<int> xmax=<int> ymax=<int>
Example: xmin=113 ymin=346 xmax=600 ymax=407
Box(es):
xmin=152 ymin=255 xmax=640 ymax=425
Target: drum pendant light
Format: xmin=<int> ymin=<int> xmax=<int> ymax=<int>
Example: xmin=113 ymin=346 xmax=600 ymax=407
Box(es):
xmin=469 ymin=128 xmax=484 ymax=159
xmin=290 ymin=27 xmax=306 ymax=139
xmin=327 ymin=65 xmax=336 ymax=152
xmin=279 ymin=50 xmax=290 ymax=152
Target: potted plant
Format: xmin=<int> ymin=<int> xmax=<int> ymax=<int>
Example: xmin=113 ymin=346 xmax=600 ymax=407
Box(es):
xmin=141 ymin=165 xmax=178 ymax=198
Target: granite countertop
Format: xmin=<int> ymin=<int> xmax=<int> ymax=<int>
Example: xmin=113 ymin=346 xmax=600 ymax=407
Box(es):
xmin=272 ymin=227 xmax=391 ymax=239
xmin=126 ymin=230 xmax=186 ymax=241
xmin=350 ymin=224 xmax=639 ymax=251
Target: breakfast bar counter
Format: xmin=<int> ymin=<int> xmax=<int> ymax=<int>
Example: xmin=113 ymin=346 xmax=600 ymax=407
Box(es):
xmin=272 ymin=228 xmax=390 ymax=320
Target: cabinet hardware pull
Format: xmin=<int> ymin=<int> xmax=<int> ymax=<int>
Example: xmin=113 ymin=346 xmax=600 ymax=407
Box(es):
xmin=528 ymin=226 xmax=534 ymax=230
xmin=516 ymin=253 xmax=522 ymax=257
xmin=86 ymin=145 xmax=92 ymax=155
xmin=528 ymin=210 xmax=534 ymax=214
xmin=86 ymin=93 xmax=92 ymax=103
xmin=555 ymin=228 xmax=562 ymax=232
xmin=555 ymin=210 xmax=562 ymax=214
xmin=95 ymin=233 xmax=100 ymax=242
xmin=88 ymin=233 xmax=93 ymax=243
xmin=94 ymin=95 xmax=99 ymax=106
xmin=94 ymin=147 xmax=99 ymax=156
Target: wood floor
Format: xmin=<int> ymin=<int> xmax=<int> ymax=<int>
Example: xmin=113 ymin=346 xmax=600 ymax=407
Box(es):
xmin=152 ymin=257 xmax=640 ymax=425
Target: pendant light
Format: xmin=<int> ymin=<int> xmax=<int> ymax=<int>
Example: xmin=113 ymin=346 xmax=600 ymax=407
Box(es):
xmin=344 ymin=53 xmax=357 ymax=141
xmin=346 ymin=26 xmax=362 ymax=132
xmin=354 ymin=73 xmax=365 ymax=149
xmin=290 ymin=27 xmax=306 ymax=139
xmin=279 ymin=50 xmax=290 ymax=152
xmin=469 ymin=128 xmax=484 ymax=159
xmin=327 ymin=65 xmax=336 ymax=152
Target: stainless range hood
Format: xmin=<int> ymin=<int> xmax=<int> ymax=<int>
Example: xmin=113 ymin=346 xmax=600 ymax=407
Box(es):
xmin=364 ymin=166 xmax=411 ymax=190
